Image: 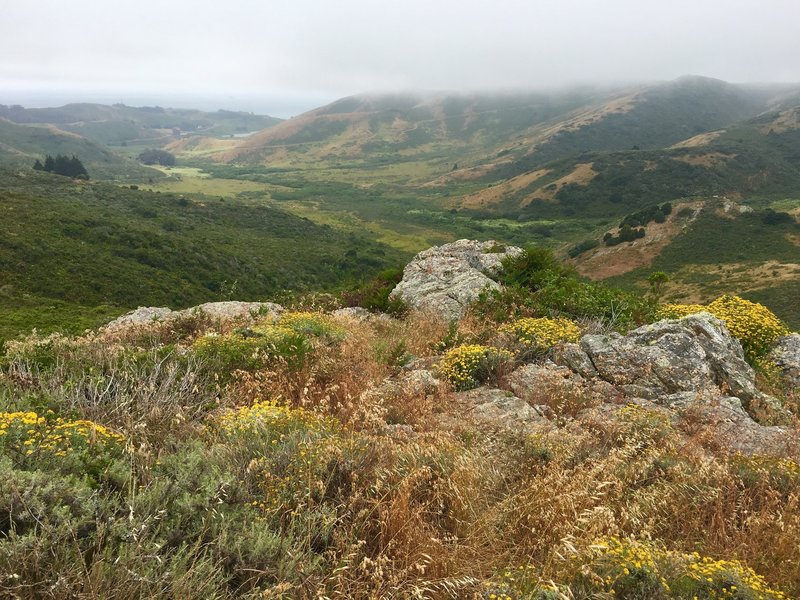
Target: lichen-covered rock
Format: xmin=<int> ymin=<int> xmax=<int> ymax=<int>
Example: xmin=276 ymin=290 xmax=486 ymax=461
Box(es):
xmin=769 ymin=333 xmax=800 ymax=390
xmin=505 ymin=362 xmax=618 ymax=408
xmin=332 ymin=307 xmax=373 ymax=321
xmin=103 ymin=301 xmax=283 ymax=331
xmin=183 ymin=301 xmax=283 ymax=321
xmin=389 ymin=239 xmax=523 ymax=321
xmin=455 ymin=386 xmax=549 ymax=427
xmin=102 ymin=306 xmax=175 ymax=329
xmin=332 ymin=307 xmax=394 ymax=324
xmin=555 ymin=313 xmax=776 ymax=414
xmin=575 ymin=391 xmax=792 ymax=456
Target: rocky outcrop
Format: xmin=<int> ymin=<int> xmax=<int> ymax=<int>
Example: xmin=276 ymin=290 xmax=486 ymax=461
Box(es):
xmin=505 ymin=362 xmax=620 ymax=408
xmin=389 ymin=239 xmax=523 ymax=321
xmin=455 ymin=387 xmax=550 ymax=427
xmin=770 ymin=334 xmax=800 ymax=390
xmin=104 ymin=301 xmax=284 ymax=330
xmin=554 ymin=313 xmax=771 ymax=411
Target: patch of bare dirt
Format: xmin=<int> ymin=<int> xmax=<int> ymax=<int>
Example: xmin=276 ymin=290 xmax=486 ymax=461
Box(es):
xmin=573 ymin=201 xmax=703 ymax=280
xmin=672 ymin=152 xmax=736 ymax=167
xmin=758 ymin=107 xmax=800 ymax=134
xmin=521 ymin=162 xmax=596 ymax=205
xmin=460 ymin=168 xmax=551 ymax=208
xmin=670 ymin=130 xmax=725 ymax=149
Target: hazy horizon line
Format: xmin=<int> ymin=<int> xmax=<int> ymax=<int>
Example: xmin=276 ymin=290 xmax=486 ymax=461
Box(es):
xmin=3 ymin=74 xmax=800 ymax=119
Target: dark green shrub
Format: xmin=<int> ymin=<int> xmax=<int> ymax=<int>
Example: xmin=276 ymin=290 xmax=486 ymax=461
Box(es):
xmin=341 ymin=268 xmax=406 ymax=315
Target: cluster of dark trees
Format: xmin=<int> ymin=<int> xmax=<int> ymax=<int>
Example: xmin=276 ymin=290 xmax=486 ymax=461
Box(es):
xmin=137 ymin=148 xmax=176 ymax=166
xmin=604 ymin=224 xmax=646 ymax=246
xmin=33 ymin=154 xmax=89 ymax=179
xmin=619 ymin=203 xmax=672 ymax=228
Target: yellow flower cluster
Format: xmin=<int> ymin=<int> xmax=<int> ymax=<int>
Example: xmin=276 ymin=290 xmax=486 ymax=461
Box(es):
xmin=0 ymin=411 xmax=44 ymax=434
xmin=217 ymin=399 xmax=332 ymax=435
xmin=660 ymin=295 xmax=789 ymax=360
xmin=500 ymin=316 xmax=582 ymax=350
xmin=0 ymin=411 xmax=125 ymax=456
xmin=584 ymin=536 xmax=786 ymax=599
xmin=482 ymin=566 xmax=531 ymax=600
xmin=437 ymin=344 xmax=514 ymax=391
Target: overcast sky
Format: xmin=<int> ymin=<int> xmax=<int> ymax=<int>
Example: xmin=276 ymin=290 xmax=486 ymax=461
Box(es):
xmin=1 ymin=0 xmax=799 ymax=116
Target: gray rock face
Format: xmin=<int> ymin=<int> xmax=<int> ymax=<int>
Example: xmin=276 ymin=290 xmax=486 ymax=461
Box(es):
xmin=455 ymin=387 xmax=549 ymax=427
xmin=505 ymin=362 xmax=619 ymax=408
xmin=574 ymin=391 xmax=792 ymax=456
xmin=103 ymin=306 xmax=174 ymax=329
xmin=555 ymin=313 xmax=766 ymax=407
xmin=770 ymin=334 xmax=800 ymax=390
xmin=104 ymin=301 xmax=283 ymax=331
xmin=389 ymin=239 xmax=523 ymax=321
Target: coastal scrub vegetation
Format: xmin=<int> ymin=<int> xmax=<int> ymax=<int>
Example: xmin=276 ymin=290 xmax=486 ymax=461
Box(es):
xmin=0 ymin=264 xmax=796 ymax=598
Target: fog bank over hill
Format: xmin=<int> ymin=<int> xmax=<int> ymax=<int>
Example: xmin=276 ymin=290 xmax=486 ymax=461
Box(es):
xmin=2 ymin=0 xmax=799 ymax=105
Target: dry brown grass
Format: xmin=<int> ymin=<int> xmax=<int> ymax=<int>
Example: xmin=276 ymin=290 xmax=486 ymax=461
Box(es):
xmin=1 ymin=311 xmax=799 ymax=598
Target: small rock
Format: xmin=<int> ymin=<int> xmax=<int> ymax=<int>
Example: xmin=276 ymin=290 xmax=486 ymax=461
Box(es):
xmin=103 ymin=306 xmax=175 ymax=329
xmin=769 ymin=334 xmax=800 ymax=390
xmin=332 ymin=307 xmax=373 ymax=321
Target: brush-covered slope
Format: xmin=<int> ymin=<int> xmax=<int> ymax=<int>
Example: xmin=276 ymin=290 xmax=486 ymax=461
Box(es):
xmin=225 ymin=77 xmax=797 ymax=180
xmin=224 ymin=88 xmax=609 ymax=166
xmin=0 ymin=118 xmax=161 ymax=181
xmin=0 ymin=242 xmax=797 ymax=599
xmin=586 ymin=199 xmax=800 ymax=329
xmin=0 ymin=103 xmax=282 ymax=146
xmin=0 ymin=169 xmax=403 ymax=341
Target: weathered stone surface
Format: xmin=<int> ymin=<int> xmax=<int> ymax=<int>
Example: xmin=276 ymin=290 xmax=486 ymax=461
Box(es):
xmin=103 ymin=301 xmax=283 ymax=330
xmin=770 ymin=334 xmax=800 ymax=390
xmin=555 ymin=313 xmax=766 ymax=407
xmin=102 ymin=306 xmax=174 ymax=329
xmin=505 ymin=362 xmax=618 ymax=408
xmin=185 ymin=301 xmax=283 ymax=321
xmin=659 ymin=391 xmax=792 ymax=455
xmin=574 ymin=391 xmax=792 ymax=456
xmin=332 ymin=307 xmax=394 ymax=324
xmin=332 ymin=307 xmax=373 ymax=321
xmin=455 ymin=386 xmax=549 ymax=427
xmin=389 ymin=239 xmax=523 ymax=321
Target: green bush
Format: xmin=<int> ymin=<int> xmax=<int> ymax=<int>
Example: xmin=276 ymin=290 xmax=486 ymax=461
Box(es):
xmin=341 ymin=268 xmax=406 ymax=315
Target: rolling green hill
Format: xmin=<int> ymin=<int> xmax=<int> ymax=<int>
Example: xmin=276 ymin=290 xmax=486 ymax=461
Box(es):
xmin=224 ymin=77 xmax=799 ymax=179
xmin=0 ymin=118 xmax=162 ymax=181
xmin=0 ymin=103 xmax=282 ymax=146
xmin=0 ymin=169 xmax=404 ymax=342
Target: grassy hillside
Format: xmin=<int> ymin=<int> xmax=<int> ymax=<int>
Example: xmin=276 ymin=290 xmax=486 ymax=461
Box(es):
xmin=0 ymin=103 xmax=282 ymax=145
xmin=0 ymin=169 xmax=405 ymax=342
xmin=600 ymin=203 xmax=800 ymax=328
xmin=0 ymin=119 xmax=162 ymax=181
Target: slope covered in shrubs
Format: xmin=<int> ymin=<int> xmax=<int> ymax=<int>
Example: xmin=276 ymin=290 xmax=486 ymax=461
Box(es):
xmin=0 ymin=247 xmax=797 ymax=599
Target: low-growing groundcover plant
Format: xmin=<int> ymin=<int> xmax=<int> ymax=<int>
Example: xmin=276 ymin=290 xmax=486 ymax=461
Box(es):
xmin=0 ymin=291 xmax=797 ymax=596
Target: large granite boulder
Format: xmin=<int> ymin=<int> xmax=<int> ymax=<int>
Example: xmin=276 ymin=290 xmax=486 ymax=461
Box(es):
xmin=554 ymin=313 xmax=774 ymax=413
xmin=389 ymin=239 xmax=523 ymax=321
xmin=769 ymin=334 xmax=800 ymax=390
